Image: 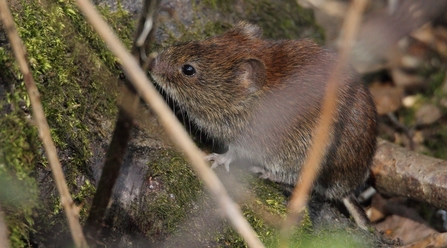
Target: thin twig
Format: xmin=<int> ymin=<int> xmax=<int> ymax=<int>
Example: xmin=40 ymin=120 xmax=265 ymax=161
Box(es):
xmin=279 ymin=0 xmax=368 ymax=243
xmin=386 ymin=112 xmax=415 ymax=150
xmin=74 ymin=0 xmax=264 ymax=247
xmin=83 ymin=0 xmax=161 ymax=242
xmin=0 ymin=1 xmax=88 ymax=247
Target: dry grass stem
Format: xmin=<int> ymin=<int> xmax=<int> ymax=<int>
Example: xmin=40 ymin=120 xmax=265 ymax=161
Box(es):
xmin=0 ymin=0 xmax=88 ymax=247
xmin=74 ymin=0 xmax=264 ymax=247
xmin=279 ymin=0 xmax=369 ymax=242
xmin=84 ymin=0 xmax=160 ymax=241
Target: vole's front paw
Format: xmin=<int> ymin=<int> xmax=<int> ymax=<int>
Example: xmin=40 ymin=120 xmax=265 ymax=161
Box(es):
xmin=205 ymin=153 xmax=233 ymax=172
xmin=250 ymin=166 xmax=271 ymax=179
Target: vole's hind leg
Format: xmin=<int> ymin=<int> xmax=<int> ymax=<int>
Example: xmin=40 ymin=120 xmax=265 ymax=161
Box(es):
xmin=205 ymin=152 xmax=233 ymax=172
xmin=342 ymin=194 xmax=371 ymax=230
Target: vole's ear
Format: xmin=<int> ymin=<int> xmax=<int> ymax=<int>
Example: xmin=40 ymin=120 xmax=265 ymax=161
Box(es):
xmin=235 ymin=21 xmax=263 ymax=39
xmin=238 ymin=58 xmax=266 ymax=94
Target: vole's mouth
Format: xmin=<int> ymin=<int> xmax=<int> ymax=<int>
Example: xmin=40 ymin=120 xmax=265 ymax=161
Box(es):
xmin=151 ymin=78 xmax=184 ymax=114
xmin=149 ymin=72 xmax=174 ymax=97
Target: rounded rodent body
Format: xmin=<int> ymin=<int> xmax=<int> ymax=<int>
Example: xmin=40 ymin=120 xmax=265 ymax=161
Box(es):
xmin=150 ymin=23 xmax=377 ymax=202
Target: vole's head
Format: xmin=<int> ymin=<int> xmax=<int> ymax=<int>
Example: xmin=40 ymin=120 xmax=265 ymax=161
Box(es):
xmin=150 ymin=22 xmax=267 ymax=131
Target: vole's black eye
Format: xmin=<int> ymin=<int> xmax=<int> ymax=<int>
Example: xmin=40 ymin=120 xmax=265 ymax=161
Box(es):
xmin=181 ymin=64 xmax=196 ymax=76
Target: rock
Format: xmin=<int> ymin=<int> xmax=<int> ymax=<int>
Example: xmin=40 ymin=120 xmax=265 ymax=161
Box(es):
xmin=402 ymin=95 xmax=422 ymax=108
xmin=415 ymin=104 xmax=442 ymax=126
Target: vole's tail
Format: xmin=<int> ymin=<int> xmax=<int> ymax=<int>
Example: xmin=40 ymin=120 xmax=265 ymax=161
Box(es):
xmin=342 ymin=194 xmax=370 ymax=230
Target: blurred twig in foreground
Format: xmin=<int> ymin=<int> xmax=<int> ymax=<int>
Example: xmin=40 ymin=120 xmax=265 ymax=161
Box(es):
xmin=280 ymin=0 xmax=368 ymax=245
xmin=83 ymin=0 xmax=161 ymax=242
xmin=0 ymin=0 xmax=87 ymax=247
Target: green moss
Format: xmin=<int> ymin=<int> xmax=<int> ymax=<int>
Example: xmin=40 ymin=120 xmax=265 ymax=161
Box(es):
xmin=1 ymin=0 xmax=136 ymax=245
xmin=399 ymin=104 xmax=418 ymax=127
xmin=58 ymin=0 xmax=135 ymax=69
xmin=73 ymin=179 xmax=96 ymax=222
xmin=0 ymin=43 xmax=39 ymax=247
xmin=202 ymin=21 xmax=234 ymax=39
xmin=202 ymin=0 xmax=237 ymax=13
xmin=159 ymin=0 xmax=324 ymax=49
xmin=202 ymin=0 xmax=324 ymax=42
xmin=217 ymin=202 xmax=367 ymax=247
xmin=424 ymin=124 xmax=447 ymax=160
xmin=12 ymin=0 xmax=121 ymax=168
xmin=415 ymin=58 xmax=446 ymax=96
xmin=298 ymin=230 xmax=371 ymax=248
xmin=215 ymin=172 xmax=312 ymax=247
xmin=429 ymin=69 xmax=446 ymax=97
xmin=195 ymin=166 xmax=373 ymax=247
xmin=246 ymin=0 xmax=323 ymax=42
xmin=135 ymin=149 xmax=203 ymax=238
xmin=0 ymin=115 xmax=39 ymax=248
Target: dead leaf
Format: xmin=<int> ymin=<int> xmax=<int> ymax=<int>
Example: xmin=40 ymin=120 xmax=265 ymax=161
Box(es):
xmin=391 ymin=68 xmax=425 ymax=89
xmin=369 ymin=83 xmax=404 ymax=115
xmin=375 ymin=213 xmax=438 ymax=244
xmin=415 ymin=104 xmax=442 ymax=126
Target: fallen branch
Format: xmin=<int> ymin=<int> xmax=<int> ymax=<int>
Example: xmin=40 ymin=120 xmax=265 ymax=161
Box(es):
xmin=74 ymin=0 xmax=264 ymax=247
xmin=0 ymin=0 xmax=87 ymax=247
xmin=372 ymin=139 xmax=447 ymax=210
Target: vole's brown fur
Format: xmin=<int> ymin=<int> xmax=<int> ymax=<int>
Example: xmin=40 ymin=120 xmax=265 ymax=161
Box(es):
xmin=150 ymin=23 xmax=378 ymax=229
